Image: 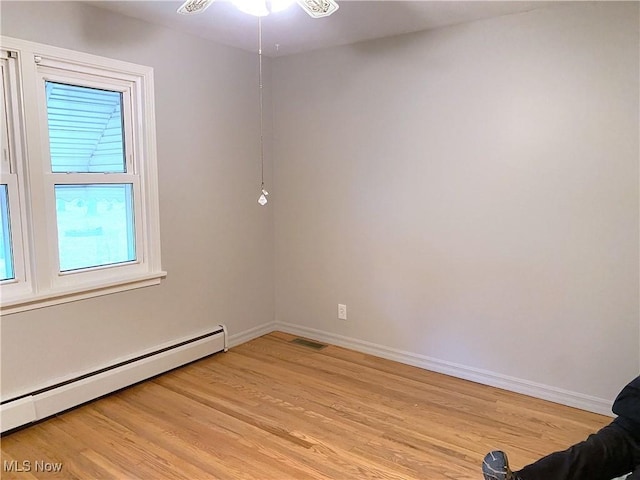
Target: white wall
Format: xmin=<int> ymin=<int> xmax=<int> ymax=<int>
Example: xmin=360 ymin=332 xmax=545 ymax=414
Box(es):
xmin=1 ymin=1 xmax=637 ymax=412
xmin=0 ymin=2 xmax=274 ymax=399
xmin=272 ymin=2 xmax=639 ymax=404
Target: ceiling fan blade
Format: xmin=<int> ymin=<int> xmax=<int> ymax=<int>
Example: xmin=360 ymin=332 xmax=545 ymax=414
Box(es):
xmin=296 ymin=0 xmax=339 ymax=18
xmin=177 ymin=0 xmax=214 ymax=15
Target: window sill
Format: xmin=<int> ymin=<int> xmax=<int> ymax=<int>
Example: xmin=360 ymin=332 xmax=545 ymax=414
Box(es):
xmin=0 ymin=271 xmax=167 ymax=315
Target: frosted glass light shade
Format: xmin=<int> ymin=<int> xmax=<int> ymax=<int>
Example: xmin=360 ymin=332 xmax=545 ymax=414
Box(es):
xmin=232 ymin=0 xmax=295 ymax=16
xmin=270 ymin=0 xmax=296 ymax=12
xmin=232 ymin=0 xmax=269 ymax=16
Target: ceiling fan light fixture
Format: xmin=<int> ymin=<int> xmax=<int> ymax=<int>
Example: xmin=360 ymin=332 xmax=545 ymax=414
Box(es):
xmin=231 ymin=0 xmax=296 ymax=17
xmin=270 ymin=0 xmax=297 ymax=13
xmin=296 ymin=0 xmax=339 ymax=18
xmin=231 ymin=0 xmax=269 ymax=17
xmin=177 ymin=0 xmax=214 ymax=15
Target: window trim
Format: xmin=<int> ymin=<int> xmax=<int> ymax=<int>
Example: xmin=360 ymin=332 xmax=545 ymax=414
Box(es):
xmin=0 ymin=36 xmax=165 ymax=315
xmin=1 ymin=48 xmax=30 ymax=299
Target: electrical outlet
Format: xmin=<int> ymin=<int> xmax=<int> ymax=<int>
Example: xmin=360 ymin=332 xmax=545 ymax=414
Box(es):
xmin=338 ymin=304 xmax=347 ymax=320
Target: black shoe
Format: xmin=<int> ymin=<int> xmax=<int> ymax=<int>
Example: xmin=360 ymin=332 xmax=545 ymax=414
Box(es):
xmin=482 ymin=451 xmax=517 ymax=480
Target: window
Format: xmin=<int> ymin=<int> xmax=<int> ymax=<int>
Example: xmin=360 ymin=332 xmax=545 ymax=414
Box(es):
xmin=0 ymin=48 xmax=27 ymax=300
xmin=0 ymin=37 xmax=165 ymax=314
xmin=0 ymin=185 xmax=14 ymax=281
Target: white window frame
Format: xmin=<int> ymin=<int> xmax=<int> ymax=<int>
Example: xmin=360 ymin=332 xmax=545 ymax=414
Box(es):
xmin=0 ymin=36 xmax=165 ymax=315
xmin=0 ymin=48 xmax=30 ymax=300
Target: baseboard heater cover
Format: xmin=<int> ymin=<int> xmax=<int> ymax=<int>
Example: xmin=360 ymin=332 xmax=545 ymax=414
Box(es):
xmin=1 ymin=325 xmax=227 ymax=433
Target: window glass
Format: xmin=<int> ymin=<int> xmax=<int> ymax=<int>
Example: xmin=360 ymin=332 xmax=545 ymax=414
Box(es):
xmin=46 ymin=82 xmax=125 ymax=173
xmin=0 ymin=185 xmax=14 ymax=281
xmin=55 ymin=184 xmax=136 ymax=272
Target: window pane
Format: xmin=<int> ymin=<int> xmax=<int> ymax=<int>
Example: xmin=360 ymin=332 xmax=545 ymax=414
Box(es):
xmin=0 ymin=185 xmax=14 ymax=281
xmin=55 ymin=184 xmax=136 ymax=272
xmin=46 ymin=82 xmax=125 ymax=173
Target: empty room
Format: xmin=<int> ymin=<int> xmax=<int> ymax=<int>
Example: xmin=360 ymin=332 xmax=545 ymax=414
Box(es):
xmin=0 ymin=1 xmax=638 ymax=478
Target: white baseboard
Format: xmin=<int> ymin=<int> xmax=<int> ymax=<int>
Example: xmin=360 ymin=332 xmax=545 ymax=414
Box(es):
xmin=2 ymin=320 xmax=613 ymax=433
xmin=1 ymin=327 xmax=226 ymax=433
xmin=274 ymin=322 xmax=615 ymax=417
xmin=227 ymin=321 xmax=277 ymax=348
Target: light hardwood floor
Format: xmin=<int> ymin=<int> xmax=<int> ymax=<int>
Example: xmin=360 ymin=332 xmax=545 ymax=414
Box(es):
xmin=1 ymin=332 xmax=610 ymax=479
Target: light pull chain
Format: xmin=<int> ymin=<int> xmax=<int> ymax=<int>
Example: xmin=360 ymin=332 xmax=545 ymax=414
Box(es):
xmin=257 ymin=16 xmax=269 ymax=206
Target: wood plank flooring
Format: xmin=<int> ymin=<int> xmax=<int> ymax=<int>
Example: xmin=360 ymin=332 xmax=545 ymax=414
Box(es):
xmin=1 ymin=332 xmax=610 ymax=479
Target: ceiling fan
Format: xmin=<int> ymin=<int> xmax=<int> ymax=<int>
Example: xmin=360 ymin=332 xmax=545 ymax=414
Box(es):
xmin=177 ymin=0 xmax=339 ymax=18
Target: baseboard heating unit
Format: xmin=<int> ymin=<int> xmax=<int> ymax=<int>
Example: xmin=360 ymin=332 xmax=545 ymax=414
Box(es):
xmin=0 ymin=325 xmax=227 ymax=433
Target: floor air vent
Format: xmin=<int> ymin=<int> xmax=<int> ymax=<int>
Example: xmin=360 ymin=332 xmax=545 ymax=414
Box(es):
xmin=290 ymin=338 xmax=327 ymax=350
